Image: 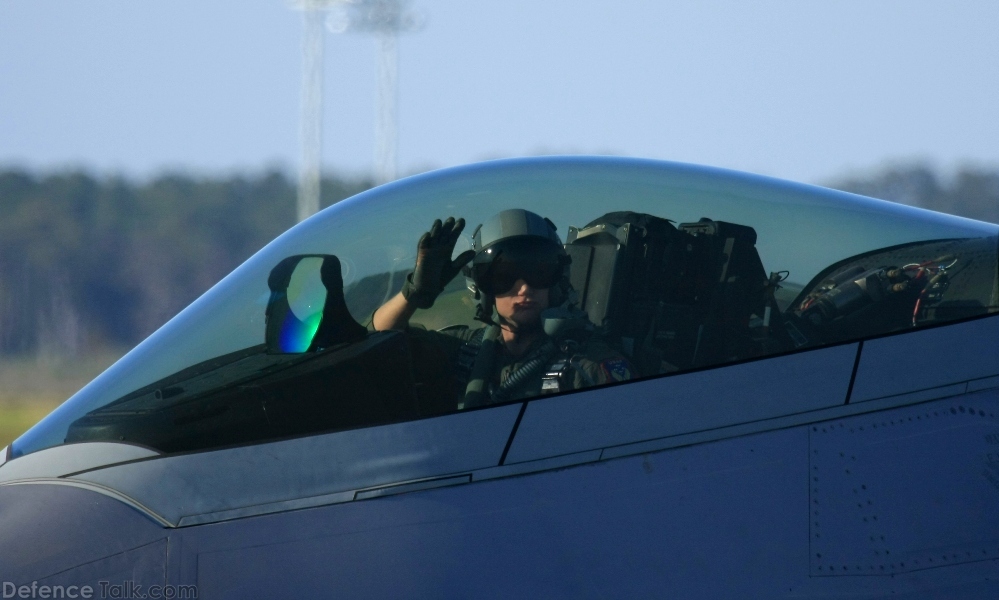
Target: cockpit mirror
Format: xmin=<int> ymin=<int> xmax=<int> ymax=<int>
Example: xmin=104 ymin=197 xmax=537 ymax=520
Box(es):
xmin=265 ymin=254 xmax=366 ymax=354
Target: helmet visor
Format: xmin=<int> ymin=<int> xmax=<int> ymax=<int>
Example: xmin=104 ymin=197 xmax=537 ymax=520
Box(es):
xmin=472 ymin=237 xmax=566 ymax=295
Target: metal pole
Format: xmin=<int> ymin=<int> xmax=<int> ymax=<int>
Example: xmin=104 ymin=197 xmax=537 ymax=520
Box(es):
xmin=375 ymin=31 xmax=398 ymax=184
xmin=298 ymin=7 xmax=325 ymax=222
xmin=332 ymin=0 xmax=423 ymax=185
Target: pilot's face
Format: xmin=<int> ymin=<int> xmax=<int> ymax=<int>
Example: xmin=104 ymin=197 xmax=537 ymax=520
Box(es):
xmin=494 ymin=279 xmax=549 ymax=329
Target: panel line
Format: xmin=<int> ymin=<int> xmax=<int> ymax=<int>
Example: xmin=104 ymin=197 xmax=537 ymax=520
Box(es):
xmin=499 ymin=402 xmax=528 ymax=466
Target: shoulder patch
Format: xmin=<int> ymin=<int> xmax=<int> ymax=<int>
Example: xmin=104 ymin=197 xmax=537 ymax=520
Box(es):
xmin=600 ymin=358 xmax=632 ymax=382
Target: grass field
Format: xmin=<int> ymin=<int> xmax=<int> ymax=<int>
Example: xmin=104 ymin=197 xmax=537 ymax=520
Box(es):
xmin=0 ymin=351 xmax=123 ymax=449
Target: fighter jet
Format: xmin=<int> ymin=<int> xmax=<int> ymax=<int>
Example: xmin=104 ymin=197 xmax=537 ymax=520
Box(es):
xmin=2 ymin=156 xmax=997 ymax=598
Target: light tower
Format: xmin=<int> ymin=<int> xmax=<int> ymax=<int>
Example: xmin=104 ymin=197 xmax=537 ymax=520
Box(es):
xmin=328 ymin=0 xmax=424 ymax=184
xmin=288 ymin=0 xmax=346 ymax=222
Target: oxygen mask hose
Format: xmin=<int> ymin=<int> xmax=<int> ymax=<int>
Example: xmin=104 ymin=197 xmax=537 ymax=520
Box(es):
xmin=491 ymin=340 xmax=557 ymax=403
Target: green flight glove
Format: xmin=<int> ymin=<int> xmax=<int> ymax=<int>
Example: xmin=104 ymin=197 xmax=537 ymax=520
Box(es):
xmin=401 ymin=217 xmax=476 ymax=309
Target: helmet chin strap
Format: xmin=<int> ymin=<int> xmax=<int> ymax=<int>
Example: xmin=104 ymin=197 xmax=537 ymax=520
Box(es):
xmin=498 ymin=314 xmax=543 ymax=338
xmin=473 ymin=293 xmax=497 ymax=326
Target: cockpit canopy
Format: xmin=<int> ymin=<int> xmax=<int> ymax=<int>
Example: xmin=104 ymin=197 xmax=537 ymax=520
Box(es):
xmin=13 ymin=157 xmax=998 ymax=458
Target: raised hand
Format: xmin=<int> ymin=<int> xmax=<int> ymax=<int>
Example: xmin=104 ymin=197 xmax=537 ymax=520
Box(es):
xmin=401 ymin=217 xmax=476 ymax=309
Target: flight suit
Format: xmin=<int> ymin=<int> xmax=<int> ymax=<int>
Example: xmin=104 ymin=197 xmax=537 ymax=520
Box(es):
xmin=410 ymin=325 xmax=634 ymax=406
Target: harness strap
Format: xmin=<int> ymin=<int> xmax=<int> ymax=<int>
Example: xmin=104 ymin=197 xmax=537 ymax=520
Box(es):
xmin=541 ymin=353 xmax=595 ymax=393
xmin=456 ymin=327 xmax=486 ymax=378
xmin=542 ymin=359 xmax=569 ymax=392
xmin=460 ymin=325 xmax=500 ymax=409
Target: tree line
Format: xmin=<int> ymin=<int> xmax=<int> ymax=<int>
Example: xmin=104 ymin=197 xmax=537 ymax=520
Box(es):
xmin=0 ymin=169 xmax=372 ymax=357
xmin=827 ymin=164 xmax=999 ymax=224
xmin=1 ymin=163 xmax=997 ymax=358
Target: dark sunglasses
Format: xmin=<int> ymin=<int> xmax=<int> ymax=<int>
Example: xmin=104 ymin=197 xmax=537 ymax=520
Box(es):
xmin=471 ymin=238 xmax=567 ymax=295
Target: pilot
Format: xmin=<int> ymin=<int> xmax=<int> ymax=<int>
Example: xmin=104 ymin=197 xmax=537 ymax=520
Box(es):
xmin=373 ymin=209 xmax=633 ymax=408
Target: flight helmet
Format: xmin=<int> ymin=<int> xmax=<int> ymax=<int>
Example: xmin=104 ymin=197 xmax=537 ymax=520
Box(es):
xmin=465 ymin=209 xmax=572 ymax=322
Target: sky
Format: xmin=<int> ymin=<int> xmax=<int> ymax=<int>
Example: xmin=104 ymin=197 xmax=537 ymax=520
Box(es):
xmin=2 ymin=0 xmax=999 ymax=185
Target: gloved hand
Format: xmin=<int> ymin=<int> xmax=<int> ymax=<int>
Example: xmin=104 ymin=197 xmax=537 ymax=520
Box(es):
xmin=401 ymin=217 xmax=476 ymax=309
